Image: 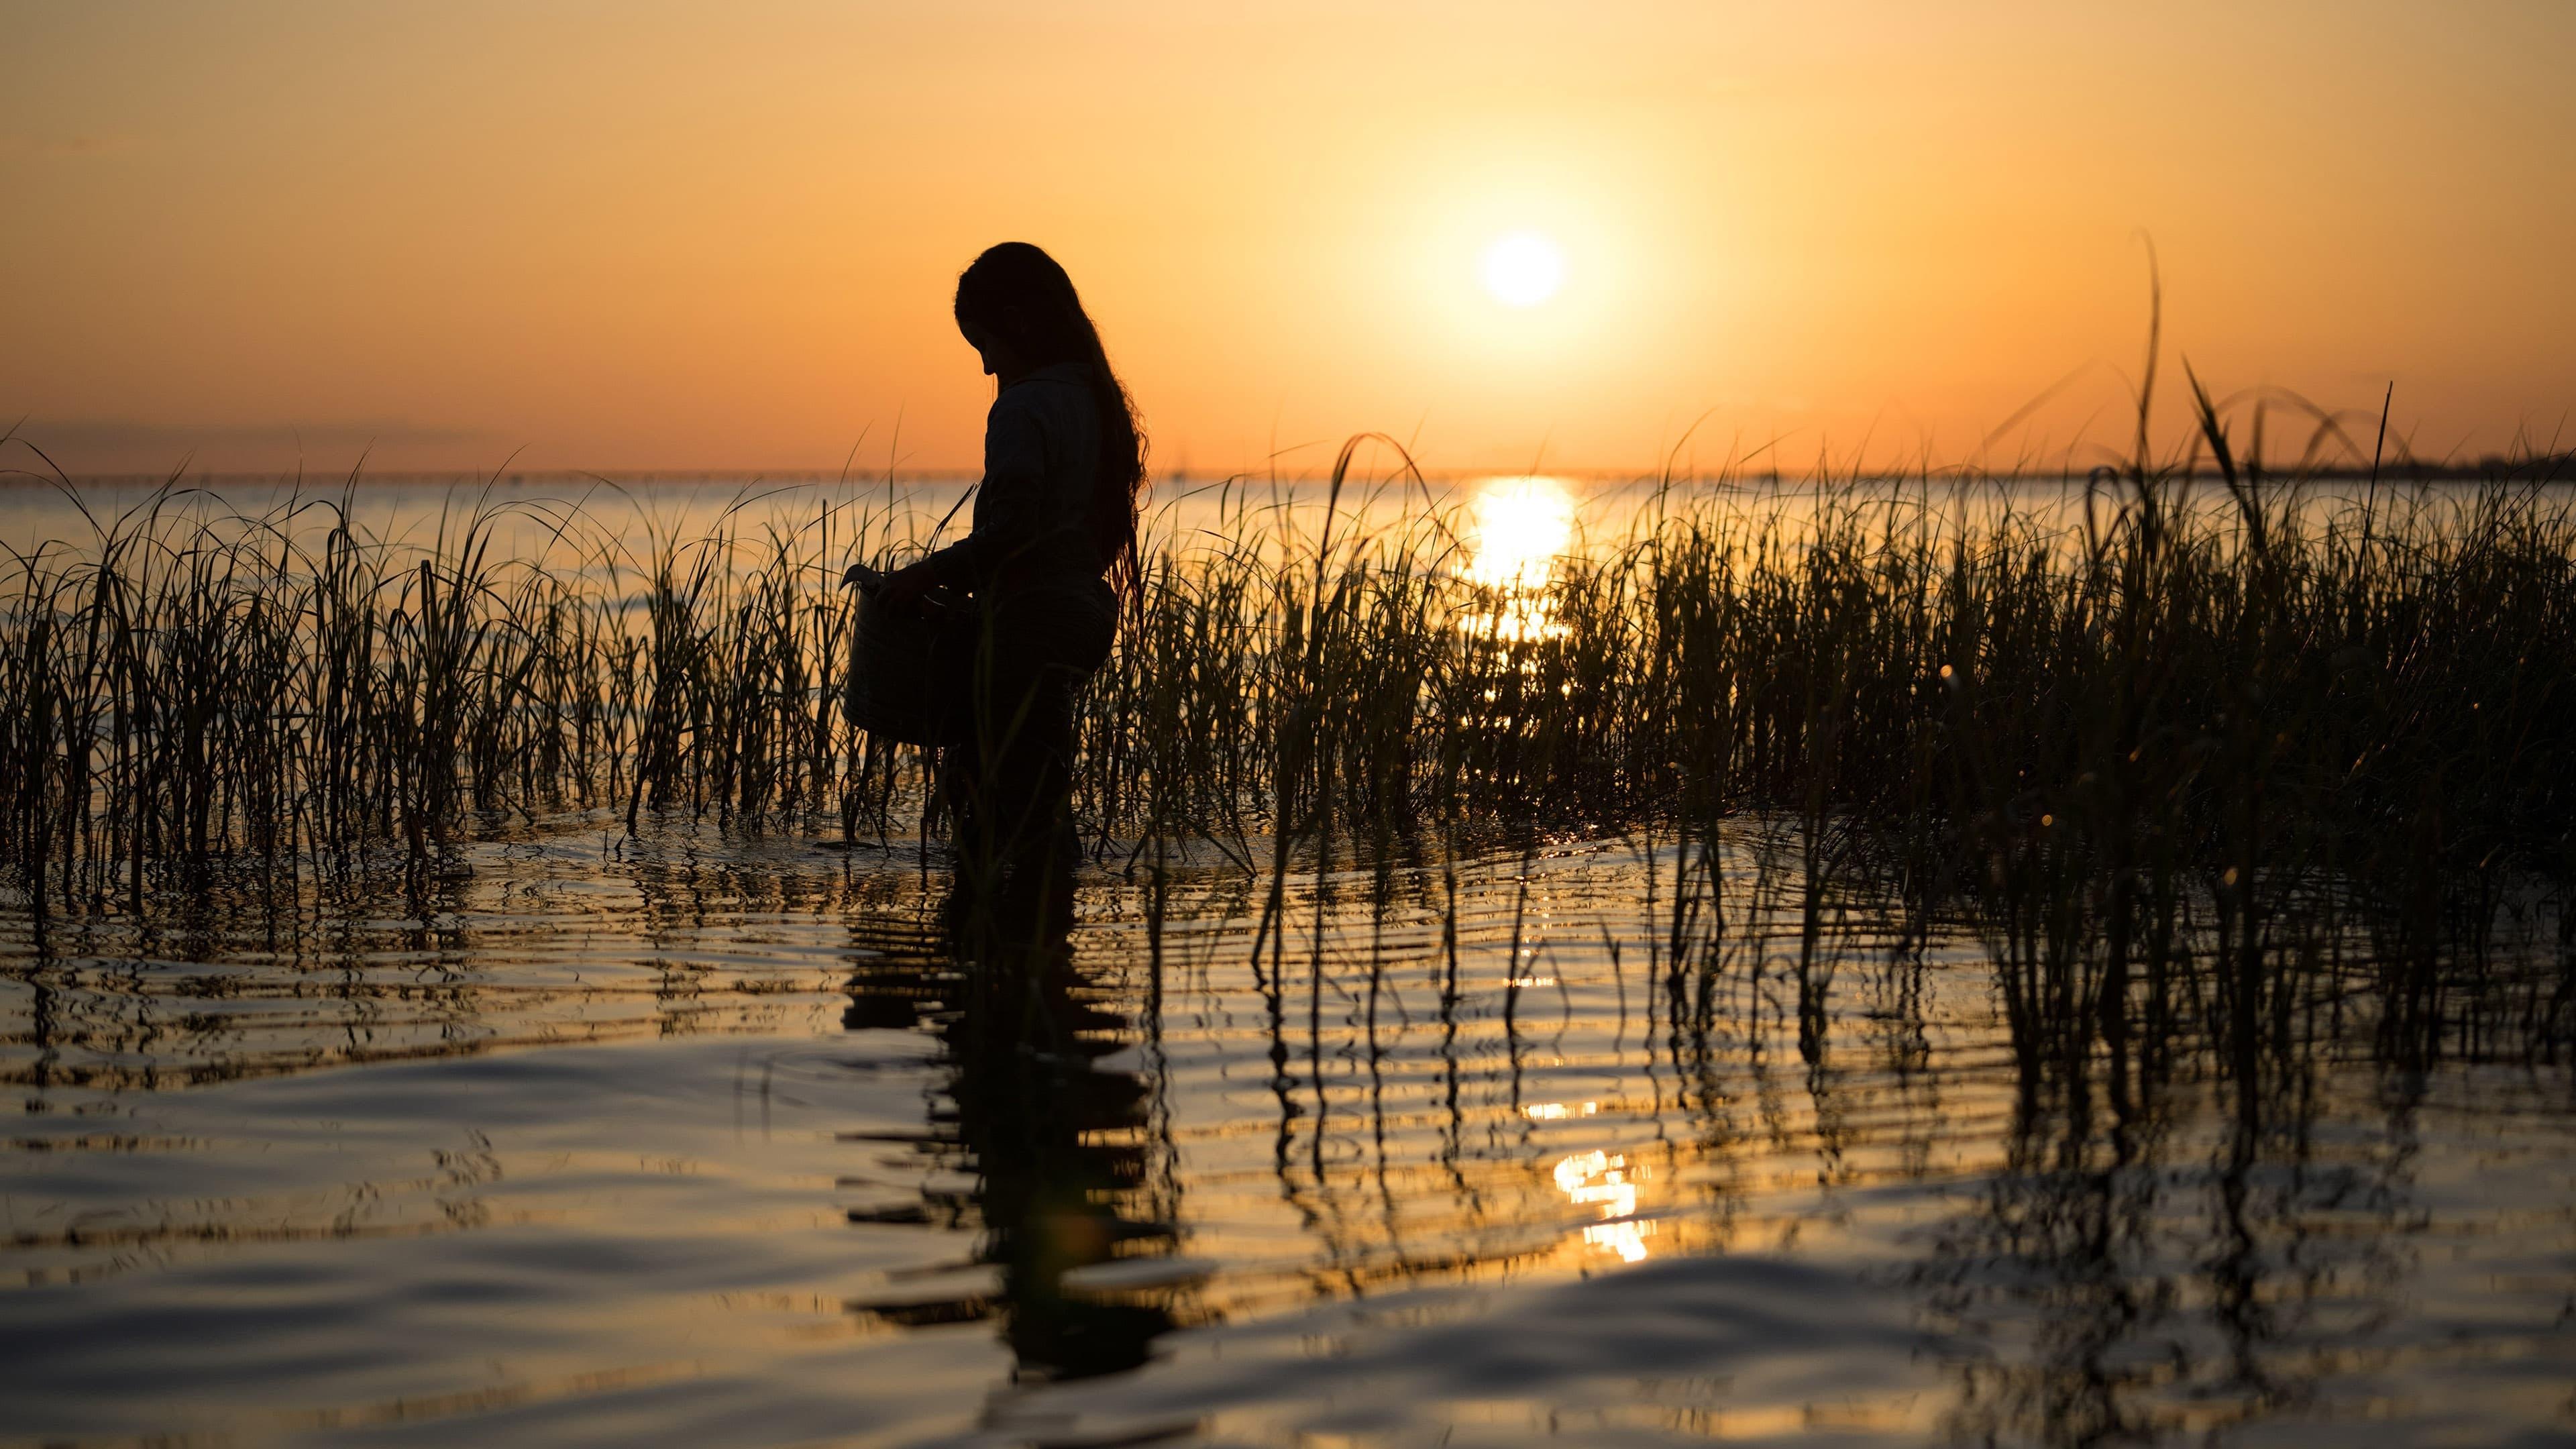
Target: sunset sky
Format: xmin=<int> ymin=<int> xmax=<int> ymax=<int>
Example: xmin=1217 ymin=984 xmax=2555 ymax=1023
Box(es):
xmin=6 ymin=1 xmax=2573 ymax=478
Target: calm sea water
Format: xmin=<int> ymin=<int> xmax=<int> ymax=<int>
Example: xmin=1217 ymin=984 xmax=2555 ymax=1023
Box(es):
xmin=3 ymin=815 xmax=2571 ymax=1447
xmin=0 ymin=467 xmax=2334 ymax=557
xmin=5 ymin=474 xmax=2573 ymax=1444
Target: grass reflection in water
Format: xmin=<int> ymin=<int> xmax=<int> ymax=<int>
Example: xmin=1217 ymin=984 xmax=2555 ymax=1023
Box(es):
xmin=7 ymin=813 xmax=2566 ymax=1446
xmin=4 ymin=408 xmax=2576 ymax=1441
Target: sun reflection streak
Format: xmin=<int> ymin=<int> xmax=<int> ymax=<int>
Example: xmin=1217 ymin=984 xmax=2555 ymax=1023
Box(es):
xmin=1464 ymin=476 xmax=1574 ymax=590
xmin=1552 ymin=1147 xmax=1652 ymax=1264
xmin=1523 ymin=1100 xmax=1599 ymax=1122
xmin=1460 ymin=475 xmax=1574 ymax=643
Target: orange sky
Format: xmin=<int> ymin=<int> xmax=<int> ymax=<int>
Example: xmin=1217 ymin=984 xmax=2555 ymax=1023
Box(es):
xmin=6 ymin=1 xmax=2573 ymax=478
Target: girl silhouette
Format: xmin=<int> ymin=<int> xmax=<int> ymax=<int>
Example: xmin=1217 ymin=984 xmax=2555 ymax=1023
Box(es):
xmin=872 ymin=243 xmax=1144 ymax=919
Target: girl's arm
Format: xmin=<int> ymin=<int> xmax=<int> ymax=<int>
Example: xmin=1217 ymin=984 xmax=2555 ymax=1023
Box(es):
xmin=875 ymin=397 xmax=1046 ymax=604
xmin=922 ymin=397 xmax=1049 ymax=588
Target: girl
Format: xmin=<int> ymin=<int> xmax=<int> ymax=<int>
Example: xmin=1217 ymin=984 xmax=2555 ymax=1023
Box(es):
xmin=873 ymin=243 xmax=1144 ymax=914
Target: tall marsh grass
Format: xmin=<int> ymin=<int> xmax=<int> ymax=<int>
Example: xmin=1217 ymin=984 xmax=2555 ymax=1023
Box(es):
xmin=5 ymin=402 xmax=2573 ymax=1074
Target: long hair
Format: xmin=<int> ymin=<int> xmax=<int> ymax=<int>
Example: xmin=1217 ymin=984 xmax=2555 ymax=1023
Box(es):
xmin=953 ymin=242 xmax=1146 ymax=598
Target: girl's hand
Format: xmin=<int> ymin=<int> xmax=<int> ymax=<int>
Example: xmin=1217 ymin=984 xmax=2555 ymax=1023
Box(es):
xmin=874 ymin=559 xmax=941 ymax=609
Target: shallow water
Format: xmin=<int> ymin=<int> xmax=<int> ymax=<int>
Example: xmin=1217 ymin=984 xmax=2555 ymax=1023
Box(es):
xmin=4 ymin=818 xmax=2571 ymax=1447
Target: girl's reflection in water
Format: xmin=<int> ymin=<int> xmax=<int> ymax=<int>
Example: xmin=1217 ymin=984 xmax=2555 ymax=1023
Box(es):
xmin=843 ymin=866 xmax=1177 ymax=1381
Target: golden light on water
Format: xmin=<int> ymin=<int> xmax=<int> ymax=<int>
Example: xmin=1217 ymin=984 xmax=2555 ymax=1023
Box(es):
xmin=1553 ymin=1148 xmax=1652 ymax=1264
xmin=1464 ymin=476 xmax=1575 ymax=590
xmin=1460 ymin=474 xmax=1576 ymax=643
xmin=1479 ymin=231 xmax=1565 ymax=308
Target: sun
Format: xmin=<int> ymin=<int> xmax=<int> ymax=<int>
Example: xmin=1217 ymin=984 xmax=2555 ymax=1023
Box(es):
xmin=1480 ymin=231 xmax=1564 ymax=308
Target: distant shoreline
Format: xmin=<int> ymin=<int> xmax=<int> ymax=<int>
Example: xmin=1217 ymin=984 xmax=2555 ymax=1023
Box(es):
xmin=8 ymin=456 xmax=2570 ymax=490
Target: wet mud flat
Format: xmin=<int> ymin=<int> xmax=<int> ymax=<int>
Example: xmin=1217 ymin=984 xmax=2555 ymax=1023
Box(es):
xmin=4 ymin=819 xmax=2571 ymax=1447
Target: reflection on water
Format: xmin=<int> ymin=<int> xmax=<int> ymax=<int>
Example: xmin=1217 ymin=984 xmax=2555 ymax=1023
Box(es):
xmin=1464 ymin=476 xmax=1575 ymax=590
xmin=1553 ymin=1148 xmax=1652 ymax=1264
xmin=3 ymin=820 xmax=2573 ymax=1445
xmin=844 ymin=869 xmax=1180 ymax=1381
xmin=1460 ymin=474 xmax=1574 ymax=643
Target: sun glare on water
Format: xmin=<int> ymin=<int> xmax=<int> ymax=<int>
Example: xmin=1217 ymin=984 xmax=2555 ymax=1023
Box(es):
xmin=1466 ymin=475 xmax=1575 ymax=590
xmin=1554 ymin=1148 xmax=1652 ymax=1263
xmin=1461 ymin=475 xmax=1576 ymax=643
xmin=1480 ymin=231 xmax=1564 ymax=308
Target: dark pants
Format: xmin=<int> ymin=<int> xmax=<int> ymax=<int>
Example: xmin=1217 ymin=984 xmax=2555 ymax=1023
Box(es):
xmin=940 ymin=585 xmax=1116 ymax=911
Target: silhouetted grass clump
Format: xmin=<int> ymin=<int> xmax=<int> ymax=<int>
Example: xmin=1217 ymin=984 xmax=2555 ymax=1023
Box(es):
xmin=5 ymin=396 xmax=2573 ymax=1074
xmin=0 ymin=475 xmax=903 ymax=916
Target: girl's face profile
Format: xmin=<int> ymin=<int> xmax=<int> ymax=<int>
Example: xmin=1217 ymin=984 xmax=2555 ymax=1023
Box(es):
xmin=958 ymin=319 xmax=1018 ymax=380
